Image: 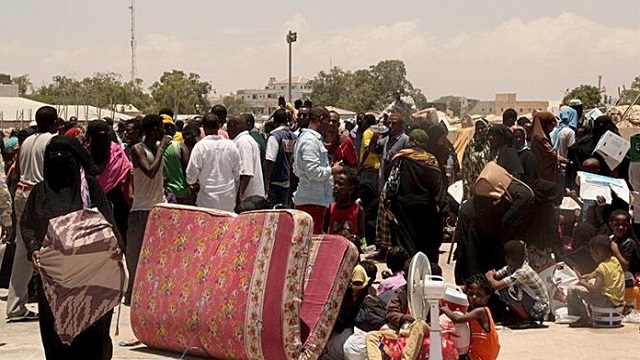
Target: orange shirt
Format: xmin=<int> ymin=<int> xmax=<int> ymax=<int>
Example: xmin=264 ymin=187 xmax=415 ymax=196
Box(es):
xmin=469 ymin=307 xmax=500 ymax=360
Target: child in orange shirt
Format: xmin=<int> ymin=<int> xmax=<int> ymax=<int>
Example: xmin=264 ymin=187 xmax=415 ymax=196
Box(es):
xmin=441 ymin=274 xmax=500 ymax=360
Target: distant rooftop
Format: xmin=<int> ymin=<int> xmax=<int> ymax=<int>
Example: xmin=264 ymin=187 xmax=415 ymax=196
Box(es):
xmin=273 ymin=76 xmax=310 ymax=85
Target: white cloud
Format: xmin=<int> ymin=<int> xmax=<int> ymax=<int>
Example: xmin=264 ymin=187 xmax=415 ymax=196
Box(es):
xmin=1 ymin=12 xmax=637 ymax=102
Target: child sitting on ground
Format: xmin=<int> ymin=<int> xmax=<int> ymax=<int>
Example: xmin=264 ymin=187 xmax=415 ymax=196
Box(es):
xmin=485 ymin=240 xmax=550 ymax=327
xmin=567 ymin=235 xmax=625 ymax=327
xmin=608 ymin=210 xmax=640 ymax=309
xmin=364 ymin=263 xmax=450 ymax=360
xmin=441 ymin=274 xmax=500 ymax=360
xmin=324 ymin=168 xmax=365 ymax=248
xmin=377 ymin=247 xmax=410 ymax=297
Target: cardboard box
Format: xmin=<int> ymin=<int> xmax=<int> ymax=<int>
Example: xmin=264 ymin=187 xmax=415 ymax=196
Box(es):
xmin=593 ymin=130 xmax=630 ymax=170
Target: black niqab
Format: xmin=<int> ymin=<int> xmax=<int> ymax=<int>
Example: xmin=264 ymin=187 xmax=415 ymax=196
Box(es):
xmin=41 ymin=136 xmax=98 ymax=218
xmin=86 ymin=120 xmax=113 ymax=174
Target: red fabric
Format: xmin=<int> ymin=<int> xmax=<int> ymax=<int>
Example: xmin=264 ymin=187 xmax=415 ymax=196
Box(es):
xmin=130 ymin=205 xmax=235 ymax=357
xmin=296 ymin=204 xmax=327 ymax=234
xmin=300 ymin=235 xmax=359 ymax=355
xmin=327 ymin=202 xmax=359 ymax=235
xmin=325 ymin=135 xmax=358 ymax=167
xmin=64 ymin=128 xmax=82 ymax=137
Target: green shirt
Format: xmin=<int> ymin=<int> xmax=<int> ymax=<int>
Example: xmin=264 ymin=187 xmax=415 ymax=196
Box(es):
xmin=163 ymin=141 xmax=191 ymax=199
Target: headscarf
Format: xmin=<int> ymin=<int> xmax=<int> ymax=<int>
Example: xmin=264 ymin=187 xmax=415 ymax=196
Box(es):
xmin=488 ymin=124 xmax=513 ymax=154
xmin=592 ymin=115 xmax=619 ymax=138
xmin=64 ymin=127 xmax=83 ymax=138
xmin=86 ymin=120 xmax=113 ymax=174
xmin=567 ymin=115 xmax=620 ymax=176
xmin=41 ymin=137 xmax=98 ymax=220
xmin=512 ymin=125 xmax=529 ymax=152
xmin=408 ymin=129 xmax=429 ymax=150
xmin=552 ymin=106 xmax=578 ymax=150
xmin=86 ymin=120 xmax=132 ymax=193
xmin=488 ymin=124 xmax=523 ymax=178
xmin=530 ymin=111 xmax=558 ymax=182
xmin=425 ymin=122 xmax=448 ymax=165
xmin=532 ymin=179 xmax=563 ymax=206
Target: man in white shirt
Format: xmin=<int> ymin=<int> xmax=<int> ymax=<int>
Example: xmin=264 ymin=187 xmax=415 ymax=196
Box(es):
xmin=7 ymin=106 xmax=57 ymax=322
xmin=186 ymin=113 xmax=240 ymax=212
xmin=227 ymin=116 xmax=265 ymax=207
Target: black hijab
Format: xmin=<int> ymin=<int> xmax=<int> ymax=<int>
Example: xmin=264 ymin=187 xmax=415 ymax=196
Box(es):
xmin=567 ymin=115 xmax=627 ymax=187
xmin=86 ymin=120 xmax=113 ymax=174
xmin=488 ymin=124 xmax=524 ymax=178
xmin=569 ymin=115 xmax=619 ymax=162
xmin=425 ymin=122 xmax=448 ymax=165
xmin=532 ymin=179 xmax=563 ymax=206
xmin=42 ymin=136 xmax=98 ymax=217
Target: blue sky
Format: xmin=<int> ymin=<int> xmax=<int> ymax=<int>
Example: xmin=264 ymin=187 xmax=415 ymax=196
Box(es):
xmin=1 ymin=0 xmax=638 ymax=101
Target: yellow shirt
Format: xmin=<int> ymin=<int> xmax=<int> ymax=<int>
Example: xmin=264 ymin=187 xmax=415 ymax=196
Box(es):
xmin=596 ymin=256 xmax=625 ymax=305
xmin=360 ymin=128 xmax=380 ymax=170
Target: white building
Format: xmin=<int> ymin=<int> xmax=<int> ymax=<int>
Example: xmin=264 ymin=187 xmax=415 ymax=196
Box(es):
xmin=236 ymin=76 xmax=311 ymax=114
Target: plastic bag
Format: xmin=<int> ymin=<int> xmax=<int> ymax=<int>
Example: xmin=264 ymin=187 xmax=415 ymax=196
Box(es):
xmin=343 ymin=327 xmax=368 ymax=360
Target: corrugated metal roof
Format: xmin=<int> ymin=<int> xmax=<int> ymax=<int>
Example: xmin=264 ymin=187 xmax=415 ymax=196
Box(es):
xmin=0 ymin=97 xmax=130 ymax=121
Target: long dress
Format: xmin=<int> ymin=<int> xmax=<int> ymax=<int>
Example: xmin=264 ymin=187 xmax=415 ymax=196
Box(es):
xmin=378 ymin=148 xmax=444 ymax=263
xmin=454 ymin=182 xmax=534 ymax=284
xmin=21 ymin=137 xmax=123 ymax=360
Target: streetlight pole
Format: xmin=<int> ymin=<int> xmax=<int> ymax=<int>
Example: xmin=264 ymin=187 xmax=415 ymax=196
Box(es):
xmin=286 ymin=30 xmax=297 ymax=103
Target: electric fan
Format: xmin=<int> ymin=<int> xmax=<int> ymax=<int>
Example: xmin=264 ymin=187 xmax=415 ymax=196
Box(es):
xmin=407 ymin=252 xmax=446 ymax=360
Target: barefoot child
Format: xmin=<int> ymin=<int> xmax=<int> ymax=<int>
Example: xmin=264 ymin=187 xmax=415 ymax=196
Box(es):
xmin=324 ymin=168 xmax=365 ymax=246
xmin=567 ymin=235 xmax=625 ymax=327
xmin=485 ymin=240 xmax=550 ymax=327
xmin=441 ymin=274 xmax=500 ymax=360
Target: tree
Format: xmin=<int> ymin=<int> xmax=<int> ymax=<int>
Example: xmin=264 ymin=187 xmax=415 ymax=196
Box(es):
xmin=150 ymin=70 xmax=212 ymax=114
xmin=308 ymin=60 xmax=428 ymax=114
xmin=411 ymin=89 xmax=428 ymax=111
xmin=562 ymin=85 xmax=601 ymax=109
xmin=434 ymin=96 xmax=462 ymax=117
xmin=369 ymin=60 xmax=414 ymax=100
xmin=308 ymin=67 xmax=350 ymax=108
xmin=620 ymin=75 xmax=640 ymax=105
xmin=11 ymin=74 xmax=32 ymax=96
xmin=27 ymin=72 xmax=156 ymax=114
xmin=223 ymin=96 xmax=252 ymax=115
xmin=338 ymin=69 xmax=382 ymax=113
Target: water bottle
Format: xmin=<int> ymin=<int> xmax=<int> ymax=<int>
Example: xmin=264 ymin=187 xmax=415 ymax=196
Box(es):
xmin=446 ymin=154 xmax=455 ymax=184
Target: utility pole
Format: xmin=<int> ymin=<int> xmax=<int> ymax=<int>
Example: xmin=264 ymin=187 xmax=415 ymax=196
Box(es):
xmin=286 ymin=30 xmax=297 ymax=103
xmin=129 ymin=0 xmax=137 ymax=83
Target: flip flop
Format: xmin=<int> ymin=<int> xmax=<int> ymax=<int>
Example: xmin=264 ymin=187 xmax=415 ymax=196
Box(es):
xmin=118 ymin=339 xmax=141 ymax=347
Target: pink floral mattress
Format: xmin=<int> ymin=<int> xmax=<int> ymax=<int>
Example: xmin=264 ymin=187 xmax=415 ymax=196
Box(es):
xmin=131 ymin=205 xmax=356 ymax=360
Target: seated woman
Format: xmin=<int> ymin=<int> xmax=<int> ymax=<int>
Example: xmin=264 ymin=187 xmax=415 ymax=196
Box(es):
xmin=21 ymin=136 xmax=124 ymax=360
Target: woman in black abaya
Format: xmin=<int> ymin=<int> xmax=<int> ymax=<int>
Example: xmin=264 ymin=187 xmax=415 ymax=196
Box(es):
xmin=21 ymin=136 xmax=123 ymax=360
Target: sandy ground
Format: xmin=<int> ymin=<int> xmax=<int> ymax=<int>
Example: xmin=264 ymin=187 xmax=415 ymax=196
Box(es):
xmin=0 ymin=244 xmax=638 ymax=359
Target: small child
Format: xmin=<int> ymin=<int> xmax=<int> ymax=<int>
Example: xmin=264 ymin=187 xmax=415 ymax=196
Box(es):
xmin=377 ymin=247 xmax=410 ymax=297
xmin=485 ymin=240 xmax=550 ymax=327
xmin=365 ymin=263 xmax=446 ymax=360
xmin=441 ymin=274 xmax=500 ymax=360
xmin=324 ymin=168 xmax=365 ymax=246
xmin=567 ymin=235 xmax=625 ymax=327
xmin=608 ymin=210 xmax=640 ymax=308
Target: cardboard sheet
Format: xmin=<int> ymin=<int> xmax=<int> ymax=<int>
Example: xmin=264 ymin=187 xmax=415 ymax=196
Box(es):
xmin=578 ymin=171 xmax=630 ymax=204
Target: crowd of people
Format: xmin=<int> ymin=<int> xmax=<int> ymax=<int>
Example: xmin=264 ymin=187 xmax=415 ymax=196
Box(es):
xmin=0 ymin=95 xmax=638 ymax=359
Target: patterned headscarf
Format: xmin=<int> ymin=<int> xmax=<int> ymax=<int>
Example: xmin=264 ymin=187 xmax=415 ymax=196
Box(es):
xmin=408 ymin=129 xmax=429 ymax=150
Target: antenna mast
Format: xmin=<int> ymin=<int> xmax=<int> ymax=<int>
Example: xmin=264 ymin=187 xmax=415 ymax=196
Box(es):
xmin=129 ymin=0 xmax=137 ymax=82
